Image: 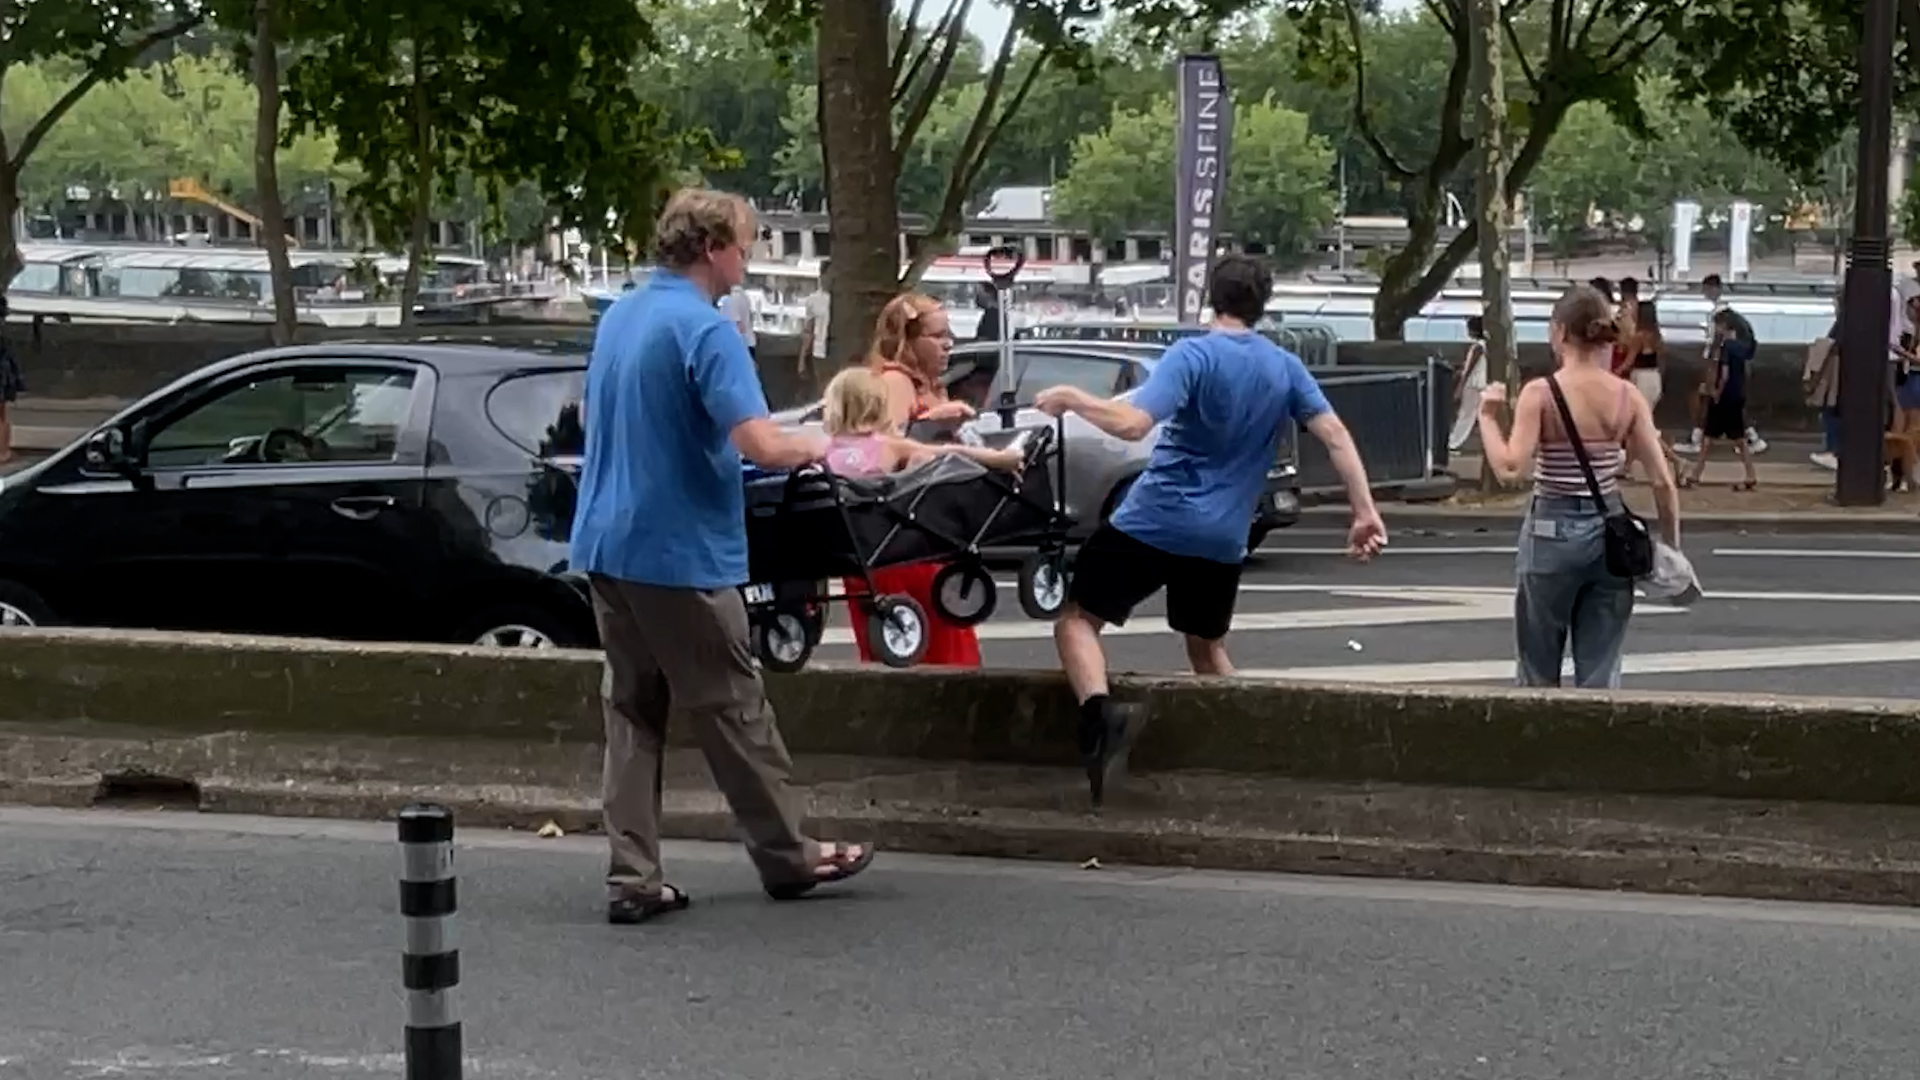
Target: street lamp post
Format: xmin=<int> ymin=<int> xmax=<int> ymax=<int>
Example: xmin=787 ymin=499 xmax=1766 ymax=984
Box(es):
xmin=1835 ymin=0 xmax=1899 ymax=505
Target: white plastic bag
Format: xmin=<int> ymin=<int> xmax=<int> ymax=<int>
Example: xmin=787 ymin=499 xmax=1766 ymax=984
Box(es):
xmin=1639 ymin=540 xmax=1702 ymax=606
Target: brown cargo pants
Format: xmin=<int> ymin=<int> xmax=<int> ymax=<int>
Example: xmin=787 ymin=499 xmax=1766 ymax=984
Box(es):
xmin=588 ymin=574 xmax=811 ymax=896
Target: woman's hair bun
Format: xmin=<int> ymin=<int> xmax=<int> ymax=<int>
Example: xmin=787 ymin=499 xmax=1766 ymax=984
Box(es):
xmin=1585 ymin=318 xmax=1620 ymax=345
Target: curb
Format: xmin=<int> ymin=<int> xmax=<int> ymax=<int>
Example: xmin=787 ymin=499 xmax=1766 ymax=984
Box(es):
xmin=1298 ymin=507 xmax=1920 ymax=536
xmin=11 ymin=776 xmax=1916 ymax=909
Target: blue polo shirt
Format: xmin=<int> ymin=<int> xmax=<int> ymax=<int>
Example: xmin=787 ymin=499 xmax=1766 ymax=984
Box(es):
xmin=569 ymin=271 xmax=769 ymax=589
xmin=1112 ymin=330 xmax=1332 ymax=564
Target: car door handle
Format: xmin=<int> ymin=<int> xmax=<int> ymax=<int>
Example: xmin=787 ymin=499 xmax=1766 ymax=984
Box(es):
xmin=330 ymin=495 xmax=396 ymax=520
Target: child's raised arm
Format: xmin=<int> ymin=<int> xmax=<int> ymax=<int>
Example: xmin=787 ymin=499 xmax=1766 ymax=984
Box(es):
xmin=888 ymin=436 xmax=1023 ymax=472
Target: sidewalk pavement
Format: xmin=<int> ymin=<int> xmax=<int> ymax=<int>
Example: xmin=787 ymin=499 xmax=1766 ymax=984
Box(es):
xmin=6 ymin=395 xmax=126 ymax=452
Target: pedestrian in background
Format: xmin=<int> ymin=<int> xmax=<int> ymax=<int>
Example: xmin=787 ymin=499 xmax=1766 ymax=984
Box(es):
xmin=1681 ymin=309 xmax=1760 ymax=491
xmin=1478 ymin=284 xmax=1680 ymax=689
xmin=1448 ymin=314 xmax=1487 ymax=453
xmin=1805 ymin=296 xmax=1841 ymax=472
xmin=1624 ymin=298 xmax=1681 ymax=481
xmin=798 ymin=258 xmax=831 ymax=380
xmin=1676 ymin=274 xmax=1766 ymax=456
xmin=570 ymin=188 xmax=876 ymax=926
xmin=720 ymin=283 xmax=758 ymax=364
xmin=0 ymin=297 xmax=19 ymax=466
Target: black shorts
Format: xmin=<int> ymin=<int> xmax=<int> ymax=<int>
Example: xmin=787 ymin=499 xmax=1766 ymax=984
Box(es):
xmin=1068 ymin=524 xmax=1243 ymax=641
xmin=1703 ymin=396 xmax=1747 ymax=440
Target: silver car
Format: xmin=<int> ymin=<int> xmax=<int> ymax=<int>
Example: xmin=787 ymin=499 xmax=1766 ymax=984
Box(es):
xmin=772 ymin=340 xmax=1302 ymax=550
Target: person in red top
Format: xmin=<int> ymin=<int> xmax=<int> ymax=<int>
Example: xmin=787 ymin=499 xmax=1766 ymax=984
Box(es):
xmin=844 ymin=293 xmax=982 ymax=667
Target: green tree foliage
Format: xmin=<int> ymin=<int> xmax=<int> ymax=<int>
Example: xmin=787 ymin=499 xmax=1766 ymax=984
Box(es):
xmin=1528 ymin=82 xmax=1807 ymax=258
xmin=1282 ymin=0 xmax=1682 ymax=338
xmin=0 ymin=0 xmax=205 ymax=285
xmin=634 ymin=0 xmax=809 ymax=202
xmin=1049 ymin=95 xmax=1338 ymax=264
xmin=9 ymin=52 xmax=347 ymax=215
xmin=282 ymin=0 xmax=732 ymax=319
xmin=1665 ymin=0 xmax=1917 ymax=173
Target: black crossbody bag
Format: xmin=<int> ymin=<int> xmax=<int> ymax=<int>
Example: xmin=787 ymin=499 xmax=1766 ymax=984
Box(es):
xmin=1545 ymin=375 xmax=1654 ymax=579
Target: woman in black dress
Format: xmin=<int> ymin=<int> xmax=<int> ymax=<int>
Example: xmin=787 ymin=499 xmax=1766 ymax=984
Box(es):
xmin=0 ymin=297 xmax=21 ymax=465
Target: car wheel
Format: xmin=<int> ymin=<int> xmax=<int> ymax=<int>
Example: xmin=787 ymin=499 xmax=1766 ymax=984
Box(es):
xmin=0 ymin=580 xmax=55 ymax=628
xmin=463 ymin=604 xmax=592 ymax=650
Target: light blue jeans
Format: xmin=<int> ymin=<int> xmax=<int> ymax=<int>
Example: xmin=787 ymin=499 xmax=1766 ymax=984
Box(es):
xmin=1514 ymin=494 xmax=1636 ymax=688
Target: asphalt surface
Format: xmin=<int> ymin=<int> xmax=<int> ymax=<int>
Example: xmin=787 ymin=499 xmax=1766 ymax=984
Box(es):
xmin=3 ymin=807 xmax=1919 ymax=1079
xmin=821 ymin=525 xmax=1920 ymax=699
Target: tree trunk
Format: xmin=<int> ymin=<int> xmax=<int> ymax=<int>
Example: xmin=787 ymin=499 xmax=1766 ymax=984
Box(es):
xmin=0 ymin=165 xmax=21 ymax=292
xmin=1467 ymin=0 xmax=1513 ymax=493
xmin=816 ymin=0 xmax=900 ymax=370
xmin=399 ymin=40 xmax=432 ymax=327
xmin=252 ymin=0 xmax=298 ymax=345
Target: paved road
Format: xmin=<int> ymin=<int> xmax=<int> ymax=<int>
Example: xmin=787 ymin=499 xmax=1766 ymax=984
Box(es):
xmin=824 ymin=526 xmax=1920 ymax=699
xmin=3 ymin=808 xmax=1918 ymax=1079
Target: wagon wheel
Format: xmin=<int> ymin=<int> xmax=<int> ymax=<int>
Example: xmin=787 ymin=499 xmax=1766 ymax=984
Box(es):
xmin=865 ymin=595 xmax=930 ymax=668
xmin=1017 ymin=550 xmax=1069 ymax=620
xmin=754 ymin=610 xmax=816 ymax=674
xmin=929 ymin=562 xmax=998 ymax=627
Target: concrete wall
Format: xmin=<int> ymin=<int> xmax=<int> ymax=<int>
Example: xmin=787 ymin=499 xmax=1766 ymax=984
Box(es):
xmin=11 ymin=321 xmax=1818 ymax=430
xmin=5 ymin=629 xmax=1920 ymax=805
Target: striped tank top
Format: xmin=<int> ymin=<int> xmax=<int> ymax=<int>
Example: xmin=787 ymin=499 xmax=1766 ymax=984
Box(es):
xmin=1533 ymin=381 xmax=1632 ymax=497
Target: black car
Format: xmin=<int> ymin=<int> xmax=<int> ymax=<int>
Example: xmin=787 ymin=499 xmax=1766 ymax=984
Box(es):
xmin=0 ymin=343 xmax=597 ymax=648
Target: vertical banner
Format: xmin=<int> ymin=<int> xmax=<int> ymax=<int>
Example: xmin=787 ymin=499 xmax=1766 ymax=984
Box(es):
xmin=1671 ymin=200 xmax=1699 ymax=277
xmin=1728 ymin=200 xmax=1754 ymax=278
xmin=1174 ymin=53 xmax=1231 ymax=323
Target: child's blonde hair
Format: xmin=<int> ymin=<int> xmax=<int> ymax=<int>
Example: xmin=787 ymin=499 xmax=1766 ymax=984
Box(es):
xmin=822 ymin=367 xmax=891 ymax=437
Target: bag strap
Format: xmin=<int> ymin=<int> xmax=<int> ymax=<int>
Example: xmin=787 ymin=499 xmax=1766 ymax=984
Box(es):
xmin=1544 ymin=375 xmax=1611 ymax=507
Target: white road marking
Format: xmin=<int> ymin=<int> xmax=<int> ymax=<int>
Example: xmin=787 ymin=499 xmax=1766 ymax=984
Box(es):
xmin=1711 ymin=547 xmax=1920 ymax=560
xmin=815 ymin=589 xmax=1683 ymax=646
xmin=1241 ymin=639 xmax=1920 ymax=685
xmin=1260 ymin=545 xmax=1518 ymax=556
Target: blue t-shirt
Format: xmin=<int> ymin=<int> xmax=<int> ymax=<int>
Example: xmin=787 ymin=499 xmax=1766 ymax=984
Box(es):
xmin=1718 ymin=335 xmax=1753 ymax=400
xmin=568 ymin=271 xmax=769 ymax=589
xmin=1111 ymin=330 xmax=1332 ymax=564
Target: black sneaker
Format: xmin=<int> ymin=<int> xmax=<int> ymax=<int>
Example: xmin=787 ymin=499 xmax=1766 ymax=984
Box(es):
xmin=1085 ymin=701 xmax=1151 ymax=808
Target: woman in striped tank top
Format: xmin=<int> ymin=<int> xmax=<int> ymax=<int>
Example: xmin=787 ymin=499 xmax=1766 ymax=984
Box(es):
xmin=1476 ymin=285 xmax=1681 ymax=689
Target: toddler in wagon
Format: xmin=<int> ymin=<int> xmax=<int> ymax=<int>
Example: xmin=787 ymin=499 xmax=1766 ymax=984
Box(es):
xmin=820 ymin=367 xmax=1023 ymax=476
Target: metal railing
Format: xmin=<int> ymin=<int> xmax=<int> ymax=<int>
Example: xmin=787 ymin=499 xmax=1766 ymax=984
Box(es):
xmin=1288 ymin=359 xmax=1453 ymax=490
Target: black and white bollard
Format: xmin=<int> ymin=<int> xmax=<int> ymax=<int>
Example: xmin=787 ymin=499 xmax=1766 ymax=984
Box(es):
xmin=398 ymin=804 xmax=462 ymax=1080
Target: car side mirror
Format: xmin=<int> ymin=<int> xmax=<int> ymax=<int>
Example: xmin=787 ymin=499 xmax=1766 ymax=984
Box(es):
xmin=83 ymin=427 xmax=132 ymax=474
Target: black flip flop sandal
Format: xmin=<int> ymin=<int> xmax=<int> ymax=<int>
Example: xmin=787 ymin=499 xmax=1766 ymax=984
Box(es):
xmin=765 ymin=842 xmax=877 ymax=901
xmin=607 ymin=883 xmax=692 ymax=925
xmin=1732 ymin=480 xmax=1757 ymax=492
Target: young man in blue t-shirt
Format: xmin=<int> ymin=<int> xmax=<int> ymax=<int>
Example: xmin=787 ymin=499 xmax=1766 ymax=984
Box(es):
xmin=571 ymin=189 xmax=876 ymax=924
xmin=1033 ymin=254 xmax=1388 ymax=804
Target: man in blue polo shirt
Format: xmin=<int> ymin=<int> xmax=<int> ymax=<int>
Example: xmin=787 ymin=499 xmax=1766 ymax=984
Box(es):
xmin=571 ymin=188 xmax=876 ymax=925
xmin=1034 ymin=254 xmax=1388 ymax=805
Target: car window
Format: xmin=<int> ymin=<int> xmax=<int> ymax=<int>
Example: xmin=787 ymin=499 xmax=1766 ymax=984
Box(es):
xmin=486 ymin=370 xmax=587 ymax=457
xmin=1009 ymin=352 xmax=1124 ymax=403
xmin=145 ymin=367 xmax=419 ymax=469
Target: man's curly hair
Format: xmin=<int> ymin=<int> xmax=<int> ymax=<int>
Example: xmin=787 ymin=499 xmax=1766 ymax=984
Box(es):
xmin=651 ymin=188 xmax=754 ymax=269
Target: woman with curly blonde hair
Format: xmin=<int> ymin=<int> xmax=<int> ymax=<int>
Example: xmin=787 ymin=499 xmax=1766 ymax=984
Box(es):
xmin=845 ymin=291 xmax=983 ymax=667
